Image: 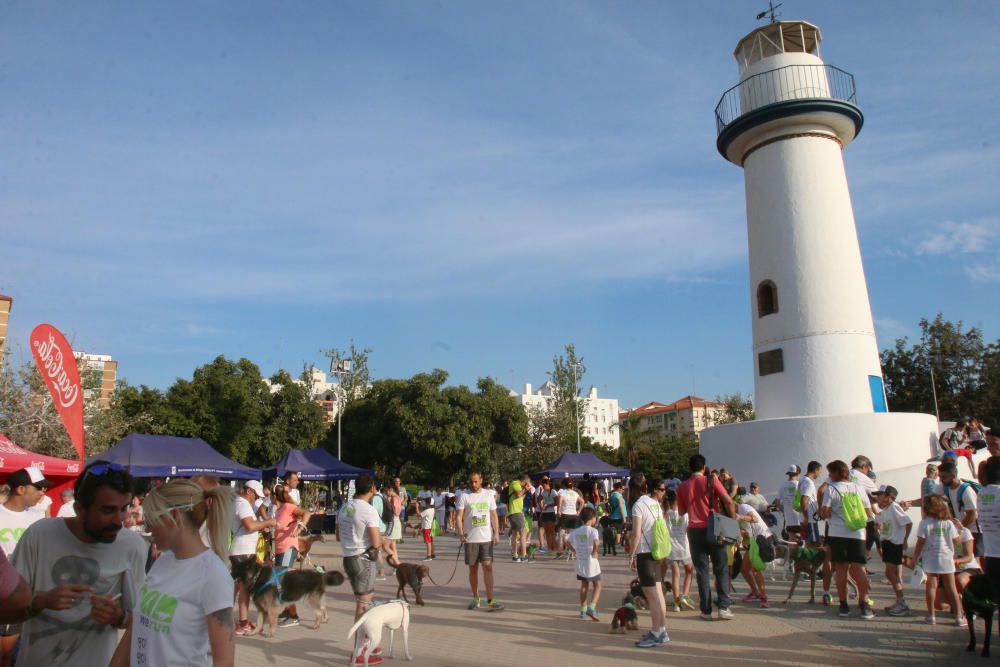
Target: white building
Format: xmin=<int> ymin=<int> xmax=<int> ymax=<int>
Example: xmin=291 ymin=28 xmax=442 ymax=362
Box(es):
xmin=511 ymin=382 xmax=621 ymax=450
xmin=700 ymin=19 xmax=941 ymax=498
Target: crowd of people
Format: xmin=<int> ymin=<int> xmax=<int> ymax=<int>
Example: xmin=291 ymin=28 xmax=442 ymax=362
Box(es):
xmin=0 ymin=423 xmax=999 ymax=664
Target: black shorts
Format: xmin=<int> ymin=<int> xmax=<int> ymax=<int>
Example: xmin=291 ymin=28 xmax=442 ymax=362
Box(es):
xmin=541 ymin=512 xmax=557 ymax=525
xmin=636 ymin=553 xmax=660 ymax=587
xmin=864 ymin=521 xmax=878 ymax=550
xmin=881 ymin=541 xmax=904 ymax=566
xmin=827 ymin=536 xmax=866 ymax=565
xmin=559 ymin=515 xmax=581 ymax=531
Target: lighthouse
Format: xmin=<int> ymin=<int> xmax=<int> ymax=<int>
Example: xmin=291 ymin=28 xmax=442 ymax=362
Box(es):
xmin=700 ymin=19 xmax=940 ymax=498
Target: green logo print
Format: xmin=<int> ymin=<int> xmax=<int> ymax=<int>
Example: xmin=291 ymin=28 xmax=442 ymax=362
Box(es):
xmin=139 ymin=584 xmax=178 ymax=634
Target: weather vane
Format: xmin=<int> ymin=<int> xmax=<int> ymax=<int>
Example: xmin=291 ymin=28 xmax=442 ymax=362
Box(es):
xmin=755 ymin=0 xmax=782 ymax=23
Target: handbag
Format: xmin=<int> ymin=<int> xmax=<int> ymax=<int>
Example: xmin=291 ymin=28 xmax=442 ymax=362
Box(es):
xmin=706 ymin=474 xmax=740 ymax=546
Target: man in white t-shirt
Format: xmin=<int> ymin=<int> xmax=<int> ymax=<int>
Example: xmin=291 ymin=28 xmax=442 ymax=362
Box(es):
xmin=456 ymin=471 xmax=503 ymax=611
xmin=849 ymin=455 xmax=880 ymax=557
xmin=231 ymin=481 xmax=277 ymax=635
xmin=819 ymin=460 xmax=874 ymax=620
xmin=977 ymin=456 xmax=1000 ymax=604
xmin=775 ymin=465 xmax=801 ymax=540
xmin=12 ymin=461 xmax=148 ymax=667
xmin=932 ymin=461 xmax=983 ymax=558
xmin=337 ymin=475 xmax=383 ymax=629
xmin=285 ymin=472 xmax=302 ymax=506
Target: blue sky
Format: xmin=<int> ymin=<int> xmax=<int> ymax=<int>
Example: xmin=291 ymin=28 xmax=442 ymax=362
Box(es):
xmin=2 ymin=2 xmax=998 ymax=409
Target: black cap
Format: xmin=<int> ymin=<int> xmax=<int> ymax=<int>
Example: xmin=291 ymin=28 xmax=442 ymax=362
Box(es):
xmin=7 ymin=466 xmax=53 ymax=489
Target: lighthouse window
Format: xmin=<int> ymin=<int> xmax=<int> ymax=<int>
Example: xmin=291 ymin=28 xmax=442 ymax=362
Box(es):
xmin=757 ymin=280 xmax=778 ymax=317
xmin=758 ymin=348 xmax=784 ymax=376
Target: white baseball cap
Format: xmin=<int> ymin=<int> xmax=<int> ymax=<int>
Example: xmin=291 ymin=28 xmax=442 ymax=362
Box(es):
xmin=244 ymin=481 xmax=265 ymax=498
xmin=786 ymin=464 xmax=800 ymax=475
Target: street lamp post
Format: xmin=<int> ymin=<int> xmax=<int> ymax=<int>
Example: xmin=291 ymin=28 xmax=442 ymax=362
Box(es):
xmin=330 ymin=359 xmax=353 ymax=492
xmin=570 ymin=362 xmax=581 ymax=454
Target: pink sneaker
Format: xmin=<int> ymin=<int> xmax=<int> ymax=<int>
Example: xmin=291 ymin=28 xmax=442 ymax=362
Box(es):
xmin=759 ymin=595 xmax=769 ymax=609
xmin=741 ymin=592 xmax=758 ymax=603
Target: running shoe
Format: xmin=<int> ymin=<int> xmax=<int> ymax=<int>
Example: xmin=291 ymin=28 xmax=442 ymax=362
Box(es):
xmin=636 ymin=631 xmax=669 ymax=648
xmin=354 ymin=652 xmax=383 ymax=665
xmin=822 ymin=592 xmax=833 ymax=606
xmin=234 ymin=621 xmax=253 ymax=636
xmin=860 ymin=602 xmax=875 ymax=620
xmin=278 ymin=616 xmax=300 ymax=628
xmin=741 ymin=592 xmax=758 ymax=603
xmin=421 ymin=556 xmax=434 ymax=561
xmin=885 ymin=601 xmax=911 ymax=617
xmin=717 ymin=608 xmax=734 ymax=620
xmin=468 ymin=597 xmax=481 ymax=610
xmin=680 ymin=597 xmax=696 ymax=611
xmin=925 ymin=615 xmax=936 ymax=625
xmin=671 ymin=603 xmax=681 ymax=612
xmin=487 ymin=599 xmax=505 ymax=611
xmin=759 ymin=595 xmax=769 ymax=609
xmin=579 ymin=610 xmax=587 ymax=619
xmin=956 ymin=616 xmax=968 ymax=628
xmin=699 ymin=613 xmax=713 ymax=621
xmin=587 ymin=606 xmax=600 ymax=621
xmin=839 ymin=601 xmax=850 ymax=617
xmin=634 ymin=631 xmax=655 ymax=645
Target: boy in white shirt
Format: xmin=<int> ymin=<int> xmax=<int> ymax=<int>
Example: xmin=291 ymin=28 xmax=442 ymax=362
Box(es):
xmin=874 ymin=485 xmax=913 ymax=616
xmin=567 ymin=506 xmax=601 ymax=621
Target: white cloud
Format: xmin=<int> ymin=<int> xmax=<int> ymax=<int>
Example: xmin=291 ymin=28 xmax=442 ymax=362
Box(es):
xmin=915 ymin=219 xmax=999 ymax=256
xmin=965 ymin=266 xmax=1000 ymax=283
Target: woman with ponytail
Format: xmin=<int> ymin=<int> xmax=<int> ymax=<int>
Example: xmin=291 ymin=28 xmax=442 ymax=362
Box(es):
xmin=110 ymin=479 xmax=236 ymax=667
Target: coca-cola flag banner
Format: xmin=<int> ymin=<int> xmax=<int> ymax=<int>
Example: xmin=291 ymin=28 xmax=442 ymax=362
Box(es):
xmin=29 ymin=324 xmax=85 ymax=461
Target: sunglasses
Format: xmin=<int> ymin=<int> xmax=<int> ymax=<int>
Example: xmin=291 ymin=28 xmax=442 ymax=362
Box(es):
xmin=655 ymin=487 xmax=667 ymax=492
xmin=82 ymin=462 xmax=126 ymax=480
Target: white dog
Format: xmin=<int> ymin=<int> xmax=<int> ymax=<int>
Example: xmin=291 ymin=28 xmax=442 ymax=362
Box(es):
xmin=347 ymin=599 xmax=412 ymax=666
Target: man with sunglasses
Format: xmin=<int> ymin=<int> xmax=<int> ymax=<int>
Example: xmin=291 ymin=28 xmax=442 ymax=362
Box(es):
xmin=10 ymin=461 xmax=149 ymax=667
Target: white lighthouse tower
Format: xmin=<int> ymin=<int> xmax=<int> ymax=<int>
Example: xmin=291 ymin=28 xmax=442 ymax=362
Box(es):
xmin=700 ymin=18 xmax=939 ymax=496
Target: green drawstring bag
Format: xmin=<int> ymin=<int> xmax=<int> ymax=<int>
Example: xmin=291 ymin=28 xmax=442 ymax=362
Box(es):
xmin=841 ymin=492 xmax=868 ymax=531
xmin=524 ymin=515 xmax=533 ymax=534
xmin=431 ymin=518 xmax=441 ymax=537
xmin=748 ymin=534 xmax=767 ymax=571
xmin=650 ymin=515 xmax=671 ymax=561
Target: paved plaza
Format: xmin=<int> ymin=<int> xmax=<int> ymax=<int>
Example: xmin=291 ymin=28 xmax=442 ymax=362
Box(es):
xmin=235 ymin=532 xmax=978 ymax=666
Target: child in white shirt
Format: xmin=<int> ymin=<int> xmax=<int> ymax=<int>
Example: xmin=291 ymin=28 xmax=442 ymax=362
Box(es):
xmin=911 ymin=495 xmax=965 ymax=627
xmin=567 ymin=506 xmax=601 ymax=621
xmin=874 ymin=486 xmax=913 ymax=616
xmin=664 ymin=490 xmax=693 ymax=612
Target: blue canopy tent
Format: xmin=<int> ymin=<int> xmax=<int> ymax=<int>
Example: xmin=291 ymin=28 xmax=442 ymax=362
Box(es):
xmin=533 ymin=452 xmax=629 ymax=480
xmin=263 ymin=448 xmax=372 ymax=481
xmin=88 ymin=433 xmax=261 ymax=479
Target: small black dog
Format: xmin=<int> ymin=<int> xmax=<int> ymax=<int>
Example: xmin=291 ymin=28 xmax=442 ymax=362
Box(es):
xmin=628 ymin=578 xmax=648 ymax=609
xmin=599 ymin=516 xmax=617 ymax=556
xmin=232 ymin=559 xmax=345 ymax=637
xmin=964 ymin=573 xmax=998 ymax=657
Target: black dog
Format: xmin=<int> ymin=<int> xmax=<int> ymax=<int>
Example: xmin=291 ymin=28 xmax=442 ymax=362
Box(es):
xmin=231 ymin=559 xmax=345 ymax=637
xmin=599 ymin=516 xmax=617 ymax=556
xmin=628 ymin=578 xmax=648 ymax=609
xmin=964 ymin=573 xmax=998 ymax=657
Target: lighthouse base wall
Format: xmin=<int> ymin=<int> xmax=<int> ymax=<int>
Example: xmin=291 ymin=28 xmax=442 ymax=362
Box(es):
xmin=700 ymin=412 xmax=941 ymax=504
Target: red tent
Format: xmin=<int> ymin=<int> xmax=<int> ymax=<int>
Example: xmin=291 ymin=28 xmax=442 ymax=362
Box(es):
xmin=0 ymin=433 xmax=82 ymax=515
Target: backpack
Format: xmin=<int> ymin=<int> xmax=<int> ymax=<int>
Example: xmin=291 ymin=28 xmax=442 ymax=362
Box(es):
xmin=377 ymin=493 xmax=395 ymax=525
xmin=792 ymin=487 xmax=803 ymax=513
xmin=840 ymin=489 xmax=868 ymax=531
xmin=650 ymin=514 xmax=671 ymax=561
xmin=952 ymin=480 xmax=983 ymax=514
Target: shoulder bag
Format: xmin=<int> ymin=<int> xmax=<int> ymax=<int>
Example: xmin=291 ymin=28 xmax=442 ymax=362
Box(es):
xmin=706 ymin=474 xmax=741 ymax=546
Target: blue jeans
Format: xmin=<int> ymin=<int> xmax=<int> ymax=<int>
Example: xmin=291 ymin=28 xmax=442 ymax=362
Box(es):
xmin=687 ymin=527 xmax=731 ymax=614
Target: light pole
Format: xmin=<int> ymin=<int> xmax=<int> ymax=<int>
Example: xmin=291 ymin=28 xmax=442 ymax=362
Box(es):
xmin=330 ymin=359 xmax=353 ymax=492
xmin=570 ymin=362 xmax=582 ymax=454
xmin=928 ymin=351 xmax=941 ymax=424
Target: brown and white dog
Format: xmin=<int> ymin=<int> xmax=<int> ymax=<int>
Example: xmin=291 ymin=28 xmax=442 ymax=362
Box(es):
xmin=297 ymin=533 xmax=324 ymax=569
xmin=395 ymin=563 xmax=430 ymax=606
xmin=232 ymin=559 xmax=345 ymax=637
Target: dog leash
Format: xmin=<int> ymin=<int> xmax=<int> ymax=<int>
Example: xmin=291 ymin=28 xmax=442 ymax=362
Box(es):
xmin=426 ymin=544 xmax=464 ymax=587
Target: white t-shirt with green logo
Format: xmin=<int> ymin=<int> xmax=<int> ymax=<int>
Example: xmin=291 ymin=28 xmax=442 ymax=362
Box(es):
xmin=916 ymin=517 xmax=959 ymax=574
xmin=131 ymin=549 xmax=233 ymax=667
xmin=557 ymin=489 xmax=581 ymax=516
xmin=569 ymin=524 xmax=600 ymax=579
xmin=338 ymin=498 xmax=381 ymax=557
xmin=978 ymin=484 xmax=1000 ymax=558
xmin=457 ymin=490 xmax=496 ymax=544
xmin=0 ymin=503 xmax=42 ymax=556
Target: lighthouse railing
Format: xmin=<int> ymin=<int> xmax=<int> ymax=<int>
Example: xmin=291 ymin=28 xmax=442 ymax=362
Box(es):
xmin=715 ymin=64 xmax=857 ymax=135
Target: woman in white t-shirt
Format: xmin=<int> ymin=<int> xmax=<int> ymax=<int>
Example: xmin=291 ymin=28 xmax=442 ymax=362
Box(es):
xmin=110 ymin=479 xmax=236 ymax=667
xmin=555 ymin=480 xmax=584 ymax=559
xmin=911 ymin=495 xmax=965 ymax=627
xmin=626 ymin=478 xmax=668 ymax=648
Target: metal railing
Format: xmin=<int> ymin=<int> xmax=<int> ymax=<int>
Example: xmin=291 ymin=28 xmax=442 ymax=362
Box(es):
xmin=714 ymin=64 xmax=857 ymax=135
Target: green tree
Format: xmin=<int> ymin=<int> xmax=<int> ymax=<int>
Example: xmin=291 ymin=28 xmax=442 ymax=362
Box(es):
xmin=321 ymin=340 xmax=372 ymax=411
xmin=259 ymin=370 xmax=327 ymax=465
xmin=711 ymin=393 xmax=755 ymax=425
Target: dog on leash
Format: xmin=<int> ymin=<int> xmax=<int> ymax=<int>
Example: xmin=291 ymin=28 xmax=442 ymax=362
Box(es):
xmin=348 ymin=599 xmax=412 ymax=666
xmin=609 ymin=602 xmax=639 ymax=634
xmin=297 ymin=533 xmax=324 ymax=569
xmin=395 ymin=563 xmax=430 ymax=606
xmin=963 ymin=573 xmax=998 ymax=657
xmin=782 ymin=547 xmax=858 ymax=604
xmin=231 ymin=559 xmax=345 ymax=637
xmin=627 ymin=578 xmax=649 ymax=610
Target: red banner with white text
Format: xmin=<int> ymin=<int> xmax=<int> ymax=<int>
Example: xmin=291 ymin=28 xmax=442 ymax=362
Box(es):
xmin=29 ymin=324 xmax=85 ymax=461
